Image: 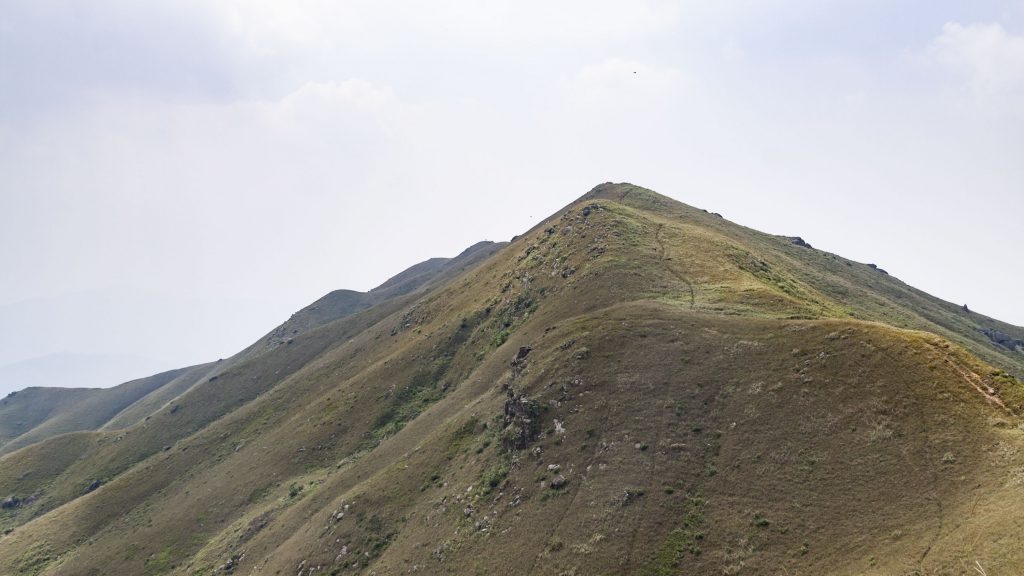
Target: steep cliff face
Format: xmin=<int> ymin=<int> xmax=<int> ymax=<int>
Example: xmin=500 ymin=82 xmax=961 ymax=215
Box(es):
xmin=1 ymin=184 xmax=1021 ymax=575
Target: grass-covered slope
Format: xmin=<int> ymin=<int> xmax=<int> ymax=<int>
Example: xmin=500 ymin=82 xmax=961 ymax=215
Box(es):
xmin=0 ymin=388 xmax=96 ymax=449
xmin=580 ymin=184 xmax=1024 ymax=379
xmin=99 ymin=363 xmax=219 ymax=431
xmin=0 ymin=242 xmax=504 ymax=459
xmin=0 ymin=242 xmax=505 ymax=540
xmin=0 ymin=184 xmax=1021 ymax=575
xmin=0 ymin=368 xmax=191 ymax=456
xmin=254 ymin=240 xmax=504 ymax=354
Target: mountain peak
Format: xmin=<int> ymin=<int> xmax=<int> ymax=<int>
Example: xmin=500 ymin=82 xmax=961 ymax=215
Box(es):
xmin=1 ymin=183 xmax=1021 ymax=575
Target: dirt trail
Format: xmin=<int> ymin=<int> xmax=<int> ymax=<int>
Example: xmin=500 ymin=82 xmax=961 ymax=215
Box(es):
xmin=914 ymin=343 xmax=1016 ymax=565
xmin=933 ymin=346 xmax=1012 ymax=414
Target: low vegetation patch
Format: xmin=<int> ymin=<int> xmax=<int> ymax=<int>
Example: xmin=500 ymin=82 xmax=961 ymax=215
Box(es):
xmin=645 ymin=493 xmax=706 ymax=575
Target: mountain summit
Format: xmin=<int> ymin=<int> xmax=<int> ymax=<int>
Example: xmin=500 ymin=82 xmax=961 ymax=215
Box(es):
xmin=1 ymin=183 xmax=1022 ymax=575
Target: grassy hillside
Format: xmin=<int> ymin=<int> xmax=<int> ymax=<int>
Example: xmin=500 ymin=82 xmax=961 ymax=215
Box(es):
xmin=100 ymin=363 xmax=218 ymax=431
xmin=0 ymin=241 xmax=507 ymax=542
xmin=0 ymin=388 xmax=96 ymax=449
xmin=0 ymin=368 xmax=188 ymax=456
xmin=0 ymin=184 xmax=1021 ymax=575
xmin=580 ymin=185 xmax=1024 ymax=379
xmin=0 ymin=242 xmax=505 ymax=460
xmin=255 ymin=240 xmax=504 ymax=354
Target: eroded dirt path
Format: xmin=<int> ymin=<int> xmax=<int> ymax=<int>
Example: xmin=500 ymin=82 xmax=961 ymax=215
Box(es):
xmin=932 ymin=345 xmax=1012 ymax=414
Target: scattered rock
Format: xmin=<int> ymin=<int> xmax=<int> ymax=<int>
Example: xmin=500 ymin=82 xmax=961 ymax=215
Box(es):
xmin=502 ymin=392 xmax=543 ymax=450
xmin=169 ymin=404 xmax=180 ymax=414
xmin=84 ymin=480 xmax=102 ymax=494
xmin=550 ymin=475 xmax=568 ymax=489
xmin=866 ymin=263 xmax=888 ymax=275
xmin=511 ymin=346 xmax=532 ymax=366
xmin=1 ymin=496 xmax=20 ymax=509
xmin=241 ymin=513 xmax=270 ymax=542
xmin=789 ymin=236 xmax=812 ymax=248
xmin=980 ymin=328 xmax=1024 ymax=352
xmin=221 ymin=551 xmax=244 ymax=572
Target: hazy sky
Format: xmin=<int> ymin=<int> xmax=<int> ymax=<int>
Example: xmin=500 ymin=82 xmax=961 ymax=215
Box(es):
xmin=1 ymin=1 xmax=1022 ymax=392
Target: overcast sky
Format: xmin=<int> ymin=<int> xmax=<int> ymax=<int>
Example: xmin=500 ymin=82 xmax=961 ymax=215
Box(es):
xmin=1 ymin=1 xmax=1022 ymax=394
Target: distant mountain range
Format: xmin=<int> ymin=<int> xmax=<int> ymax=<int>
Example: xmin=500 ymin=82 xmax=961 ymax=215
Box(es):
xmin=1 ymin=184 xmax=1022 ymax=575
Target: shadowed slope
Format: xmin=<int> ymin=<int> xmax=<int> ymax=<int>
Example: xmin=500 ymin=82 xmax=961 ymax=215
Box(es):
xmin=0 ymin=368 xmax=190 ymax=456
xmin=0 ymin=389 xmax=95 ymax=449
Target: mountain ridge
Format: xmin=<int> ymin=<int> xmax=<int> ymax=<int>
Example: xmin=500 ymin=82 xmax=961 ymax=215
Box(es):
xmin=0 ymin=241 xmax=507 ymax=457
xmin=1 ymin=183 xmax=1021 ymax=575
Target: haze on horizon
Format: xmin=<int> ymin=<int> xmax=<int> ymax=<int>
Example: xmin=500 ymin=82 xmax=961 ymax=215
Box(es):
xmin=1 ymin=0 xmax=1022 ymax=396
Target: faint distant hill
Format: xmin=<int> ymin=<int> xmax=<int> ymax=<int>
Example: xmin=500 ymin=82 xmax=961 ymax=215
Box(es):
xmin=0 ymin=290 xmax=282 ymax=380
xmin=0 ymin=353 xmax=169 ymax=397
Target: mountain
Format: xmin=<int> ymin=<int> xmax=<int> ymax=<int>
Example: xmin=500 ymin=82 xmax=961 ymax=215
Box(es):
xmin=0 ymin=183 xmax=1021 ymax=575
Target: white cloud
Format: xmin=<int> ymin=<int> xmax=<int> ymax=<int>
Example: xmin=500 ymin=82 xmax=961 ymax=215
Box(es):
xmin=927 ymin=22 xmax=1024 ymax=112
xmin=211 ymin=0 xmax=681 ymax=50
